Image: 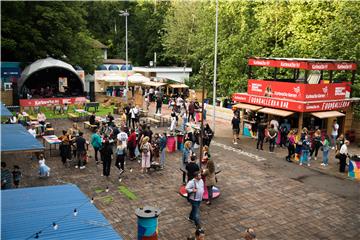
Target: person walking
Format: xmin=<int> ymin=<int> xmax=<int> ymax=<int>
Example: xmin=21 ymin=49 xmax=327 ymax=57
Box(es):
xmin=128 ymin=129 xmax=137 ymax=160
xmin=90 ymin=129 xmax=102 ymax=164
xmin=169 ymin=111 xmax=177 ymax=132
xmin=59 ymin=130 xmax=72 ymax=166
xmin=188 ymin=101 xmax=195 ymax=122
xmin=186 ymin=171 xmax=204 ymax=228
xmin=256 ymin=120 xmax=266 ymax=150
xmin=115 ymin=141 xmax=126 ymax=175
xmin=268 ymin=124 xmax=277 ymax=152
xmin=300 ymin=135 xmax=311 ymax=166
xmin=231 ymin=113 xmax=240 ymax=145
xmin=202 ymin=159 xmax=216 ymax=205
xmin=331 ymin=119 xmax=339 ymax=149
xmin=159 ymin=133 xmax=167 ymax=169
xmin=75 ymin=132 xmax=87 ymax=169
xmin=182 ymin=141 xmax=193 ymax=185
xmin=339 ymin=140 xmax=350 ymax=173
xmin=321 ymin=135 xmax=330 ymax=167
xmin=156 ymin=96 xmax=162 ymax=115
xmin=140 ymin=136 xmax=151 ymax=173
xmin=310 ymin=129 xmax=322 ymax=161
xmin=101 ymin=140 xmax=113 ymax=177
xmin=203 ymin=124 xmax=213 ymax=147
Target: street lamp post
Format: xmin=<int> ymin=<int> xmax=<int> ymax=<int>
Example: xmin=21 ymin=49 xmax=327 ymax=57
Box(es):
xmin=212 ymin=0 xmax=218 ymax=134
xmin=119 ymin=10 xmax=130 ymax=96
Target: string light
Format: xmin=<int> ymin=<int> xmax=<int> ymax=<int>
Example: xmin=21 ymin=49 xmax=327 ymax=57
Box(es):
xmin=52 ymin=222 xmax=58 ymax=230
xmin=105 ymin=186 xmax=109 ymax=192
xmin=129 ymin=168 xmax=133 ymax=173
xmin=73 ymin=209 xmax=78 ymax=217
xmin=91 ymin=197 xmax=94 ymax=204
xmin=118 ymin=178 xmax=122 ymax=182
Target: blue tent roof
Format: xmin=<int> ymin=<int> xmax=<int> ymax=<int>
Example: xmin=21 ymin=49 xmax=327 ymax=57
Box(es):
xmin=109 ymin=64 xmax=120 ymax=71
xmin=0 ymin=102 xmax=13 ymax=117
xmin=96 ymin=64 xmax=108 ymax=70
xmin=120 ymin=65 xmax=133 ymax=71
xmin=1 ymin=124 xmax=44 ymax=152
xmin=1 ymin=184 xmax=123 ymax=240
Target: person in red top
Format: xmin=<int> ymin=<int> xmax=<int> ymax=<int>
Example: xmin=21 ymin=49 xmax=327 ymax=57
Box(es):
xmin=127 ymin=129 xmax=137 ymax=161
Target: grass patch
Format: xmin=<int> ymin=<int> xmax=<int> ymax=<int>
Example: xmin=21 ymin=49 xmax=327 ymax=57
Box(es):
xmin=101 ymin=195 xmax=113 ymax=204
xmin=94 ymin=187 xmax=104 ymax=194
xmin=118 ymin=185 xmax=138 ymax=201
xmin=23 ymin=105 xmax=115 ymax=119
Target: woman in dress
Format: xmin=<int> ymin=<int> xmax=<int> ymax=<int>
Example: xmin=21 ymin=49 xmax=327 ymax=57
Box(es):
xmin=38 ymin=154 xmax=50 ymax=177
xmin=141 ymin=137 xmax=151 ymax=173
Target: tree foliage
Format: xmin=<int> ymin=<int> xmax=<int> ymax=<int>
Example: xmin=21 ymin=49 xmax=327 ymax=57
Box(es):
xmin=162 ymin=0 xmax=360 ymax=97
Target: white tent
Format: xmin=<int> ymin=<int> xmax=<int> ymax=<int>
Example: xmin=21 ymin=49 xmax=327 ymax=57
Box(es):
xmin=98 ymin=73 xmax=150 ymax=84
xmin=18 ymin=57 xmax=83 ymax=90
xmin=128 ymin=73 xmax=150 ymax=84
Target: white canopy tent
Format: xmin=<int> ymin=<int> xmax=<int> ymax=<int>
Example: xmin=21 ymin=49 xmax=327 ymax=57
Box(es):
xmin=18 ymin=57 xmax=84 ymax=90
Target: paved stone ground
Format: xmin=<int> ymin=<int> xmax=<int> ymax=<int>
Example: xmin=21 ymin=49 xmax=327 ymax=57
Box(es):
xmin=2 ymin=103 xmax=360 ymax=239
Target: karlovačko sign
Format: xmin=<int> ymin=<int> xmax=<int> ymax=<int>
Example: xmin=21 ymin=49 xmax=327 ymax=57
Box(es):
xmin=247 ymin=80 xmax=350 ymax=101
xmin=20 ymin=97 xmax=87 ymax=107
xmin=232 ymin=93 xmax=352 ymax=112
xmin=248 ymin=59 xmax=357 ymax=71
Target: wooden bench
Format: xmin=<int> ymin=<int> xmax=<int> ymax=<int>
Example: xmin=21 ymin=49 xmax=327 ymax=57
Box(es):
xmin=83 ymin=121 xmax=98 ymax=130
xmin=68 ymin=113 xmax=79 ymax=122
xmin=145 ymin=117 xmax=161 ymax=128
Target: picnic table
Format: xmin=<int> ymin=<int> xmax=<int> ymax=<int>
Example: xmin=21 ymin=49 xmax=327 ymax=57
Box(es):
xmin=42 ymin=135 xmax=62 ymax=156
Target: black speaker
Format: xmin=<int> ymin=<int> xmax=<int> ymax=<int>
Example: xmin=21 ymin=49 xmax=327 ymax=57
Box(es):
xmin=89 ymin=81 xmax=95 ymax=102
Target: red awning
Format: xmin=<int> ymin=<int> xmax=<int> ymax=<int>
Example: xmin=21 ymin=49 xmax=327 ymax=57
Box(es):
xmin=232 ymin=93 xmax=357 ymax=112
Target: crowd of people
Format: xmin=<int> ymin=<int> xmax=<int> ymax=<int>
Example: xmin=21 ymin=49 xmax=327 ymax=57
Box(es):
xmin=232 ymin=111 xmax=353 ymax=173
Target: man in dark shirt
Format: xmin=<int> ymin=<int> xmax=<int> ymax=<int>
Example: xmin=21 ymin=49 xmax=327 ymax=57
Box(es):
xmin=231 ymin=113 xmax=240 ymax=144
xmin=124 ymin=104 xmax=131 ymax=128
xmin=186 ymin=155 xmax=200 ymax=182
xmin=89 ymin=112 xmax=99 ymax=126
xmin=107 ymin=112 xmax=114 ymax=126
xmin=156 ymin=96 xmax=162 ymax=115
xmin=256 ymin=120 xmax=266 ymax=150
xmin=75 ymin=132 xmax=87 ymax=169
xmin=144 ymin=125 xmax=153 ymax=143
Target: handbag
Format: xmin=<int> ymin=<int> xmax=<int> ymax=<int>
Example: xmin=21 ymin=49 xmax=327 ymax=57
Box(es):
xmin=335 ymin=150 xmax=341 ymax=159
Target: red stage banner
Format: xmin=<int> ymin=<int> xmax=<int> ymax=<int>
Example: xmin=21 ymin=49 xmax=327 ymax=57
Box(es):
xmin=232 ymin=93 xmax=352 ymax=112
xmin=247 ymin=80 xmax=349 ymax=101
xmin=248 ymin=59 xmax=357 ymax=71
xmin=20 ymin=97 xmax=87 ymax=107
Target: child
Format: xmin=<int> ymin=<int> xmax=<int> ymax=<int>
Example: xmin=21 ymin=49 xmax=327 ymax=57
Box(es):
xmin=300 ymin=135 xmax=311 ymax=166
xmin=12 ymin=165 xmax=22 ymax=188
xmin=321 ymin=135 xmax=331 ymax=167
xmin=39 ymin=154 xmax=51 ymax=177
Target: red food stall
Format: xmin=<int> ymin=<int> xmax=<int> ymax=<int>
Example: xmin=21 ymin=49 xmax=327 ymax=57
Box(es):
xmin=232 ymin=57 xmax=359 ymax=138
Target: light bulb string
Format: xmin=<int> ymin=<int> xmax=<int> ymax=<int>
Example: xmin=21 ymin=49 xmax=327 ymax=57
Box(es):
xmin=24 ymin=196 xmax=99 ymax=240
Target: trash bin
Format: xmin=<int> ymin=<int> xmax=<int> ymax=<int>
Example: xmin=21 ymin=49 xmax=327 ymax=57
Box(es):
xmin=167 ymin=135 xmax=176 ymax=153
xmin=135 ymin=206 xmax=161 ymax=240
xmin=177 ymin=134 xmax=184 ymax=151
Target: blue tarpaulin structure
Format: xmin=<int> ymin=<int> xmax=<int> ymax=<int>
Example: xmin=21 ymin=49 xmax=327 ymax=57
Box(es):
xmin=1 ymin=124 xmax=44 ymax=152
xmin=2 ymin=184 xmax=123 ymax=240
xmin=0 ymin=102 xmax=13 ymax=117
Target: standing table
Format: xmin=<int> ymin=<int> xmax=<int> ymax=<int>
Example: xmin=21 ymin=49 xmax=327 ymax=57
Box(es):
xmin=42 ymin=135 xmax=62 ymax=156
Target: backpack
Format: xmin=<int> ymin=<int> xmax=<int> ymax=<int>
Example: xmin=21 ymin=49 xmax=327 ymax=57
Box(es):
xmin=141 ymin=143 xmax=149 ymax=153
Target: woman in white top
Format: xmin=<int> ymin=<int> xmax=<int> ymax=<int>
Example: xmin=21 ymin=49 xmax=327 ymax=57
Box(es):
xmin=37 ymin=111 xmax=46 ymax=133
xmin=339 ymin=140 xmax=350 ymax=173
xmin=130 ymin=106 xmax=139 ymax=129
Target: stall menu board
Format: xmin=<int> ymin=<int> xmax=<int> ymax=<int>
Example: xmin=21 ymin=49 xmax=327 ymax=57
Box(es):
xmin=247 ymin=80 xmax=350 ymax=101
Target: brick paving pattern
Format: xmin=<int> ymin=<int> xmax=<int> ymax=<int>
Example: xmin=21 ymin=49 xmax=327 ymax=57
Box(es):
xmin=2 ymin=106 xmax=360 ymax=239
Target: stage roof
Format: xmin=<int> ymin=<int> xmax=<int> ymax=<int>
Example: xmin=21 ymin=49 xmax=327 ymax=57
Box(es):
xmin=0 ymin=102 xmax=13 ymax=117
xmin=1 ymin=124 xmax=44 ymax=153
xmin=1 ymin=184 xmax=123 ymax=240
xmin=17 ymin=57 xmax=83 ymax=90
